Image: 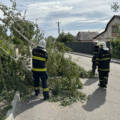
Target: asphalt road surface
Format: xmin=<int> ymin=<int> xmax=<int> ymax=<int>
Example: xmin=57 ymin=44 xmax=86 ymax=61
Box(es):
xmin=15 ymin=53 xmax=120 ymax=120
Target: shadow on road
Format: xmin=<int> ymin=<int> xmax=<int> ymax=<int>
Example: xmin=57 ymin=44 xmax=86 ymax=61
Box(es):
xmin=15 ymin=95 xmax=44 ymax=117
xmin=82 ymin=88 xmax=107 ymax=112
xmin=84 ymin=78 xmax=98 ymax=86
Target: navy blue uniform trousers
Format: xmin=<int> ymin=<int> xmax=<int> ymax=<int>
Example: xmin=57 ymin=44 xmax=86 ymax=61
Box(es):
xmin=33 ymin=71 xmax=48 ymax=97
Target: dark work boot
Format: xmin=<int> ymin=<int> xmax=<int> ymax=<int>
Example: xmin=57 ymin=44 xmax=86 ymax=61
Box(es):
xmin=43 ymin=92 xmax=49 ymax=100
xmin=35 ymin=90 xmax=40 ymax=96
xmin=98 ymin=83 xmax=107 ymax=88
xmin=102 ymin=84 xmax=107 ymax=88
xmin=98 ymin=83 xmax=102 ymax=87
xmin=98 ymin=82 xmax=104 ymax=88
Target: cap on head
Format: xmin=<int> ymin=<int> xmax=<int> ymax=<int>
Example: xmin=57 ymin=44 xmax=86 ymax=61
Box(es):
xmin=38 ymin=39 xmax=46 ymax=49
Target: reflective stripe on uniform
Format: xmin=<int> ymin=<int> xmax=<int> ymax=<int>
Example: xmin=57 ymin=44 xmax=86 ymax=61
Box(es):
xmin=32 ymin=56 xmax=46 ymax=61
xmin=93 ymin=52 xmax=98 ymax=54
xmin=104 ymin=76 xmax=108 ymax=80
xmin=102 ymin=54 xmax=110 ymax=57
xmin=43 ymin=88 xmax=49 ymax=92
xmin=32 ymin=68 xmax=47 ymax=72
xmin=99 ymin=68 xmax=109 ymax=71
xmin=96 ymin=58 xmax=99 ymax=60
xmin=99 ymin=57 xmax=110 ymax=61
xmin=35 ymin=86 xmax=40 ymax=90
xmin=96 ymin=57 xmax=110 ymax=61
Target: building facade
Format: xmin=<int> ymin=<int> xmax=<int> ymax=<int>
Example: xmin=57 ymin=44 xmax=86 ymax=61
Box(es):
xmin=76 ymin=31 xmax=98 ymax=42
xmin=93 ymin=15 xmax=120 ymax=42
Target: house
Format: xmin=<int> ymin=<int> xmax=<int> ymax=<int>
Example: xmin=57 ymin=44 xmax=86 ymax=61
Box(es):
xmin=76 ymin=31 xmax=98 ymax=42
xmin=93 ymin=15 xmax=120 ymax=41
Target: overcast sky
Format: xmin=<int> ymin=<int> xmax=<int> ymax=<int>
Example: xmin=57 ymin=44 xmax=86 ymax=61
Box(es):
xmin=0 ymin=0 xmax=119 ymax=37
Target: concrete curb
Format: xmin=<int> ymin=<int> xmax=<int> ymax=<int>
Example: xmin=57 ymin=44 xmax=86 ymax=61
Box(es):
xmin=70 ymin=52 xmax=92 ymax=58
xmin=69 ymin=52 xmax=120 ymax=64
xmin=6 ymin=92 xmax=20 ymax=120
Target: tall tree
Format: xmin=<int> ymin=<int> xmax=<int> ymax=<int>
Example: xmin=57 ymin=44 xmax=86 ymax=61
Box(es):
xmin=0 ymin=0 xmax=43 ymax=106
xmin=57 ymin=32 xmax=75 ymax=43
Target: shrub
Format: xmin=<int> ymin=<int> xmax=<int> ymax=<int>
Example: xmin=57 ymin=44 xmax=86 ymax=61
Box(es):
xmin=111 ymin=37 xmax=120 ymax=59
xmin=0 ymin=2 xmax=37 ymax=119
xmin=46 ymin=38 xmax=87 ymax=106
xmin=79 ymin=66 xmax=89 ymax=78
xmin=57 ymin=32 xmax=75 ymax=43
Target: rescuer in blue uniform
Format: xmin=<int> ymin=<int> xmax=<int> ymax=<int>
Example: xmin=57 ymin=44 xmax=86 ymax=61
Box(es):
xmin=92 ymin=41 xmax=99 ymax=75
xmin=98 ymin=42 xmax=111 ymax=88
xmin=32 ymin=39 xmax=49 ymax=100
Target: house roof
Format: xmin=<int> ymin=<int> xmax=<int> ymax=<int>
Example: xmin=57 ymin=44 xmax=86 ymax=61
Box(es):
xmin=76 ymin=31 xmax=98 ymax=41
xmin=93 ymin=15 xmax=120 ymax=39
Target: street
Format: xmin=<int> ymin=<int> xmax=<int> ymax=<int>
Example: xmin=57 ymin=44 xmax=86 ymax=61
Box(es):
xmin=15 ymin=53 xmax=120 ymax=120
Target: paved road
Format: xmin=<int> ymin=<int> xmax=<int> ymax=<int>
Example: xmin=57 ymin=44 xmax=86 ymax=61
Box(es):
xmin=15 ymin=53 xmax=120 ymax=120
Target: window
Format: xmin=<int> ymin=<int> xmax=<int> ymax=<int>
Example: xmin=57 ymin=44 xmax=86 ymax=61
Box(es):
xmin=112 ymin=25 xmax=119 ymax=33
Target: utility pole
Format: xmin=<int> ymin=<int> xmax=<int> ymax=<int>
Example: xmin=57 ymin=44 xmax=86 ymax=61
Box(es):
xmin=23 ymin=9 xmax=27 ymax=19
xmin=57 ymin=21 xmax=61 ymax=35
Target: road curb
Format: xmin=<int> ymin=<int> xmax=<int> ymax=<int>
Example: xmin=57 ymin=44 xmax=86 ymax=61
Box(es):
xmin=6 ymin=92 xmax=20 ymax=120
xmin=69 ymin=52 xmax=120 ymax=64
xmin=70 ymin=52 xmax=92 ymax=58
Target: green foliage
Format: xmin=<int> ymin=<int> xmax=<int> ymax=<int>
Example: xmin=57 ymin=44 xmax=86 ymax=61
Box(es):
xmin=87 ymin=70 xmax=98 ymax=78
xmin=46 ymin=37 xmax=87 ymax=106
xmin=0 ymin=104 xmax=12 ymax=120
xmin=56 ymin=42 xmax=72 ymax=52
xmin=79 ymin=66 xmax=89 ymax=78
xmin=0 ymin=54 xmax=33 ymax=119
xmin=0 ymin=3 xmax=87 ymax=118
xmin=0 ymin=54 xmax=33 ymax=101
xmin=49 ymin=90 xmax=86 ymax=106
xmin=46 ymin=37 xmax=72 ymax=54
xmin=111 ymin=37 xmax=120 ymax=59
xmin=11 ymin=18 xmax=34 ymax=44
xmin=0 ymin=0 xmax=35 ymax=100
xmin=0 ymin=1 xmax=37 ymax=119
xmin=57 ymin=32 xmax=75 ymax=43
xmin=0 ymin=25 xmax=8 ymax=40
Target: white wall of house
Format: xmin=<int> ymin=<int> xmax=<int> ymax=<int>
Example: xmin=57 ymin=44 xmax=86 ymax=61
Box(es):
xmin=94 ymin=17 xmax=120 ymax=42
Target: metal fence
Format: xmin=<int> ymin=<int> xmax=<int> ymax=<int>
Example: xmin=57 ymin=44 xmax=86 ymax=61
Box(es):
xmin=65 ymin=42 xmax=110 ymax=55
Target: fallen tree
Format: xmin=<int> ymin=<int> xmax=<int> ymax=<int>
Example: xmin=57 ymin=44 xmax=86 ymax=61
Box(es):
xmin=0 ymin=1 xmax=89 ymax=119
xmin=46 ymin=37 xmax=88 ymax=106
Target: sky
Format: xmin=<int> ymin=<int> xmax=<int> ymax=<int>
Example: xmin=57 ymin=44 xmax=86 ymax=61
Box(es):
xmin=0 ymin=0 xmax=119 ymax=37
